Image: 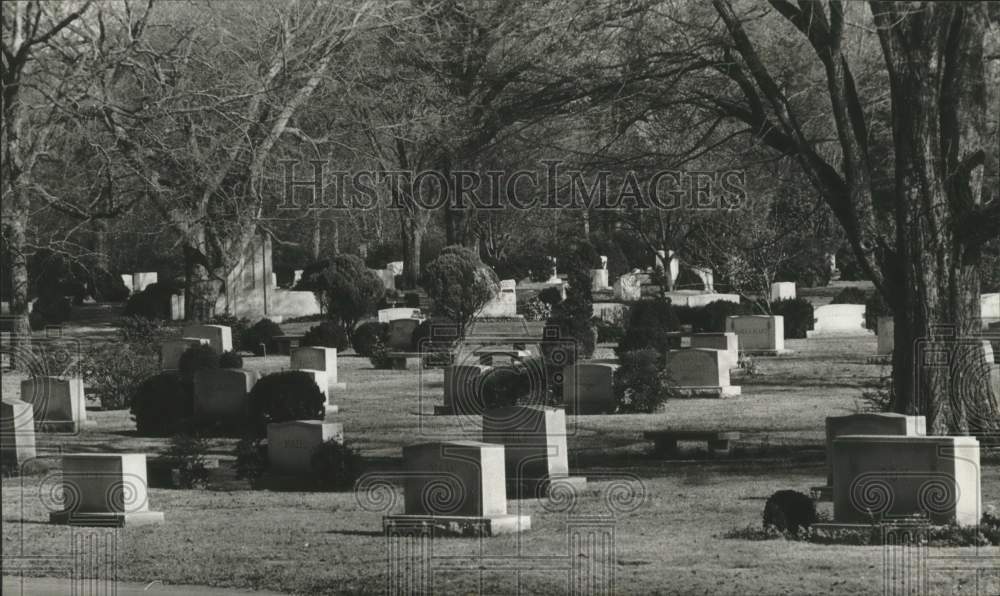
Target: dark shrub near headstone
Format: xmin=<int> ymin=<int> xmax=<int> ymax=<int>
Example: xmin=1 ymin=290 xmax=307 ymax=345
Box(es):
xmin=762 ymin=489 xmax=817 ymax=535
xmin=219 ymin=350 xmax=243 ymax=369
xmin=770 ymin=298 xmax=815 ymax=338
xmin=242 ymin=318 xmax=284 ymax=356
xmin=302 ymin=320 xmax=349 ymax=351
xmin=481 ymin=357 xmax=550 ymax=410
xmin=352 ymin=321 xmax=388 ymax=357
xmin=123 ymin=281 xmax=179 ymax=320
xmin=178 ymin=344 xmax=219 ymax=384
xmin=32 ymin=296 xmax=73 ymax=325
xmin=247 ymin=371 xmax=325 ymax=436
xmin=674 ymin=300 xmax=754 ymax=333
xmin=368 ymin=338 xmax=394 ymax=369
xmin=830 ymin=286 xmax=868 ymax=304
xmin=538 ymin=286 xmax=563 ymax=306
xmin=310 ymin=439 xmax=365 ymax=491
xmin=613 ymin=349 xmax=672 ymax=413
xmin=616 ymin=299 xmax=681 ymax=357
xmin=131 ymin=372 xmax=193 ymax=436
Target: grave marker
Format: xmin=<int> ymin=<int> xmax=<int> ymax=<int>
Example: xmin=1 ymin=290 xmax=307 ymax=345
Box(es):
xmin=386 ymin=318 xmax=421 ymax=351
xmin=770 ymin=282 xmax=796 ymax=301
xmin=181 ymin=324 xmax=233 ymax=354
xmin=1 ymin=399 xmax=36 ymax=468
xmin=160 ymin=337 xmax=210 ymax=370
xmin=725 ymin=315 xmax=787 ymax=355
xmin=438 ymin=364 xmax=492 ymax=416
xmin=613 ymin=273 xmax=641 ymax=302
xmin=49 ymin=453 xmax=165 ymax=526
xmin=563 ymin=363 xmax=618 ymax=414
xmin=664 ymin=349 xmax=740 ymax=398
xmin=378 ymin=308 xmax=423 ymax=323
xmin=877 ymin=316 xmax=894 ymax=355
xmin=807 ymin=304 xmax=870 ymax=338
xmin=479 ymin=279 xmax=518 ymax=317
xmin=267 ymin=420 xmax=344 ymax=475
xmin=690 ymin=332 xmax=738 ymax=368
xmin=291 ymin=346 xmax=344 ymax=391
xmin=19 ymin=377 xmax=89 ymax=432
xmin=193 ymin=368 xmax=257 ymax=422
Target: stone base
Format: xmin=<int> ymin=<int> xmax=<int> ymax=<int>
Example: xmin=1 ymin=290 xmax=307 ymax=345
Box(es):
xmin=809 ymin=485 xmax=833 ymax=502
xmin=672 ymin=385 xmax=741 ymax=398
xmin=865 ymin=356 xmax=891 ymax=365
xmin=35 ymin=420 xmax=97 ymax=433
xmin=806 ymin=331 xmax=874 ymax=339
xmin=509 ymin=475 xmax=587 ymax=499
xmin=384 ymin=514 xmax=530 ymax=537
xmin=50 ymin=510 xmax=165 ymax=527
xmin=740 ymin=349 xmax=792 ymax=357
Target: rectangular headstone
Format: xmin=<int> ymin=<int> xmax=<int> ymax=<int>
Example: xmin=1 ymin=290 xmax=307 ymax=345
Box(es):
xmin=386 ymin=318 xmax=421 ymax=351
xmin=613 ymin=273 xmax=641 ymax=301
xmin=831 ymin=435 xmax=980 ymax=526
xmin=50 ymin=453 xmax=164 ymax=526
xmin=726 ymin=315 xmax=785 ymax=354
xmin=442 ymin=364 xmax=492 ymax=415
xmin=132 ymin=272 xmax=158 ymax=293
xmin=19 ymin=377 xmax=87 ymax=431
xmin=378 ymin=308 xmax=422 ymax=323
xmin=291 ymin=347 xmax=340 ymax=387
xmin=1 ymin=399 xmax=36 ymax=468
xmin=590 ymin=269 xmax=609 ymax=291
xmin=664 ymin=349 xmax=739 ymax=397
xmin=267 ymin=420 xmax=344 ymax=475
xmin=160 ymin=337 xmax=210 ymax=370
xmin=563 ymin=363 xmax=618 ymax=414
xmin=824 ymin=413 xmax=925 ymax=486
xmin=770 ymin=282 xmax=796 ymax=301
xmin=807 ymin=304 xmax=870 ymax=337
xmin=482 ymin=406 xmax=569 ymax=483
xmin=296 ymin=369 xmax=330 ymax=400
xmin=982 ymin=293 xmax=1000 ymax=328
xmin=193 ymin=369 xmax=257 ymax=421
xmin=401 ymin=441 xmax=507 ymax=517
xmin=170 ymin=294 xmax=184 ymax=321
xmin=690 ymin=332 xmax=738 ymax=368
xmin=877 ymin=316 xmax=894 ymax=355
xmin=181 ymin=324 xmax=233 ymax=354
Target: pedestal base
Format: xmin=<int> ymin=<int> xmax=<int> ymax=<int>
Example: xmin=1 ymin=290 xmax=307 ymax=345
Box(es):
xmin=672 ymin=385 xmax=741 ymax=398
xmin=383 ymin=514 xmax=530 ymax=537
xmin=49 ymin=510 xmax=165 ymax=527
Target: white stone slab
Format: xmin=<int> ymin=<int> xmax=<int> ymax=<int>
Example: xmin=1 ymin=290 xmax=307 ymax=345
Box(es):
xmin=378 ymin=308 xmax=422 ymax=323
xmin=19 ymin=377 xmax=87 ymax=431
xmin=401 ymin=441 xmax=507 ymax=517
xmin=50 ymin=453 xmax=164 ymax=526
xmin=291 ymin=346 xmax=341 ymax=388
xmin=1 ymin=399 xmax=36 ymax=468
xmin=770 ymin=282 xmax=796 ymax=301
xmin=181 ymin=324 xmax=233 ymax=354
xmin=807 ymin=304 xmax=870 ymax=337
xmin=726 ymin=315 xmax=785 ymax=353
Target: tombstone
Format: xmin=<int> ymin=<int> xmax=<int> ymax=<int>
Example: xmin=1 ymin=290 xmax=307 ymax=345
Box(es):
xmin=592 ymin=302 xmax=627 ymax=323
xmin=1 ymin=399 xmax=36 ymax=468
xmin=373 ymin=269 xmax=395 ymax=291
xmin=293 ymin=269 xmax=304 ymax=286
xmin=680 ymin=292 xmax=740 ymax=307
xmin=19 ymin=377 xmax=88 ymax=432
xmin=613 ymin=273 xmax=641 ymax=302
xmin=563 ymin=363 xmax=618 ymax=414
xmin=690 ymin=267 xmax=714 ymax=293
xmin=160 ymin=337 xmax=210 ymax=370
xmin=378 ymin=308 xmax=422 ymax=323
xmin=296 ymin=369 xmax=330 ymax=401
xmin=829 ymin=435 xmax=980 ymax=526
xmin=386 ymin=318 xmax=421 ymax=351
xmin=181 ymin=324 xmax=233 ymax=354
xmin=385 ymin=440 xmax=530 ymax=536
xmin=170 ymin=293 xmax=185 ymax=321
xmin=49 ymin=453 xmax=165 ymax=526
xmin=770 ymin=282 xmax=796 ymax=301
xmin=690 ymin=332 xmax=738 ymax=368
xmin=825 ymin=253 xmax=837 ymax=276
xmin=193 ymin=368 xmax=257 ymax=421
xmin=590 ymin=269 xmax=610 ymax=291
xmin=266 ymin=420 xmax=344 ymax=475
xmin=807 ymin=304 xmax=870 ymax=338
xmin=822 ymin=414 xmax=925 ymax=488
xmin=291 ymin=347 xmax=343 ymax=392
xmin=545 ymin=257 xmax=560 ymax=284
xmin=876 ymin=316 xmax=894 ymax=355
xmin=132 ymin=272 xmax=158 ymax=293
xmin=482 ymin=405 xmax=585 ymax=496
xmin=387 ymin=261 xmax=404 ymax=277
xmin=439 ymin=364 xmax=492 ymax=416
xmin=726 ymin=315 xmax=786 ymax=355
xmin=599 ymin=255 xmax=608 ymax=270
xmin=478 ymin=279 xmax=518 ymax=317
xmin=981 ymin=293 xmax=1000 ymax=328
xmin=664 ymin=349 xmax=740 ymax=398
xmin=270 ymin=272 xmax=278 ymax=289
xmin=119 ymin=275 xmax=133 ymax=295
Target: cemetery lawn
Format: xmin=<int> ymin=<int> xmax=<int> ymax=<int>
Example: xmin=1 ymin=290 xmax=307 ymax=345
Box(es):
xmin=3 ymin=324 xmax=999 ymax=595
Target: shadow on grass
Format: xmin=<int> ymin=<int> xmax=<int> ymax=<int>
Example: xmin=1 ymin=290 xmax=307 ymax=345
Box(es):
xmin=325 ymin=529 xmax=384 ymax=537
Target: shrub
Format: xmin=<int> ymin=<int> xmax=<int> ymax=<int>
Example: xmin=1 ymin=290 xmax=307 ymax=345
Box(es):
xmin=404 ymin=292 xmax=421 ymax=308
xmin=352 ymin=321 xmax=388 ymax=357
xmin=233 ymin=437 xmax=267 ymax=488
xmin=542 ymin=316 xmax=596 ymax=365
xmin=93 ymin=269 xmax=131 ymax=303
xmin=524 ymin=253 xmax=556 ymax=282
xmin=208 ymin=315 xmax=250 ymax=352
xmin=857 ymin=367 xmax=893 ymax=413
xmin=32 ymin=296 xmax=72 ymax=325
xmin=80 ymin=343 xmax=159 ymax=410
xmin=123 ymin=282 xmax=177 ymax=320
xmin=830 ymin=286 xmax=867 ymax=304
xmin=368 ymin=339 xmax=394 ymax=369
xmin=538 ymin=286 xmax=563 ymax=306
xmin=422 ymin=246 xmax=499 ymax=335
xmin=178 ymin=344 xmax=219 ymax=384
xmin=247 ymin=371 xmax=326 ymax=435
xmin=775 ymin=251 xmax=833 ymax=288
xmin=28 ymin=311 xmax=48 ymax=331
xmin=481 ymin=357 xmax=550 ymax=410
xmin=163 ymin=434 xmax=211 ymax=489
xmin=131 ymin=372 xmax=192 ymax=436
xmin=410 ymin=318 xmax=459 ymax=354
xmin=835 ymin=245 xmax=867 ymax=281
xmin=300 ymin=254 xmax=385 ymax=335
xmin=523 ymin=297 xmax=552 ymax=321
xmin=310 ymin=439 xmax=366 ymax=491
xmin=762 ymin=490 xmax=818 ymax=535
xmin=592 ymin=316 xmax=625 ymax=343
xmin=219 ymin=350 xmax=243 ymax=368
xmin=616 ymin=299 xmax=681 ymax=357
xmin=614 ymin=349 xmax=673 ymax=413
xmin=242 ymin=318 xmax=284 ymax=356
xmin=115 ymin=315 xmax=173 ymax=346
xmin=302 ymin=320 xmax=350 ymax=351
xmin=770 ymin=298 xmax=815 ymax=338
xmin=546 ymin=252 xmax=596 ymax=361
xmin=864 ymin=291 xmax=891 ymax=330
xmin=590 ymin=235 xmax=629 ymax=280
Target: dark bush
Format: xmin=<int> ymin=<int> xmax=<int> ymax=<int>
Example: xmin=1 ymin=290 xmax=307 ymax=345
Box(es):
xmin=32 ymin=296 xmax=72 ymax=325
xmin=163 ymin=434 xmax=211 ymax=489
xmin=178 ymin=344 xmax=219 ymax=384
xmin=310 ymin=439 xmax=366 ymax=491
xmin=300 ymin=254 xmax=385 ymax=334
xmin=234 ymin=437 xmax=267 ymax=487
xmin=404 ymin=292 xmax=421 ymax=308
xmin=864 ymin=291 xmax=891 ymax=330
xmin=208 ymin=315 xmax=250 ymax=352
xmin=591 ymin=235 xmax=629 ymax=280
xmin=410 ymin=318 xmax=459 ymax=354
xmin=835 ymin=245 xmax=867 ymax=281
xmin=28 ymin=311 xmax=48 ymax=331
xmin=80 ymin=343 xmax=159 ymax=410
xmin=130 ymin=372 xmax=192 ymax=436
xmin=521 ymin=253 xmax=556 ymax=282
xmin=775 ymin=252 xmax=832 ymax=288
xmin=617 ymin=299 xmax=681 ymax=357
xmin=242 ymin=318 xmax=284 ymax=356
xmin=302 ymin=320 xmax=350 ymax=351
xmin=422 ymin=246 xmax=499 ymax=334
xmin=219 ymin=351 xmax=243 ymax=368
xmin=770 ymin=298 xmax=815 ymax=339
xmin=538 ymin=286 xmax=563 ymax=306
xmin=368 ymin=339 xmax=394 ymax=369
xmin=763 ymin=490 xmax=818 ymax=535
xmin=363 ymin=242 xmax=403 ymax=270
xmin=247 ymin=371 xmax=326 ymax=435
xmin=481 ymin=357 xmax=550 ymax=410
xmin=115 ymin=315 xmax=172 ymax=346
xmin=613 ymin=349 xmax=673 ymax=413
xmin=542 ymin=316 xmax=596 ymax=365
xmin=123 ymin=282 xmax=177 ymax=320
xmin=352 ymin=321 xmax=388 ymax=357
xmin=830 ymin=286 xmax=868 ymax=304
xmin=93 ymin=270 xmax=130 ymax=302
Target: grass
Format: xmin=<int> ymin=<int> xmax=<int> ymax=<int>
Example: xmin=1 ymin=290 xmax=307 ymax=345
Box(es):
xmin=2 ymin=305 xmax=999 ymax=595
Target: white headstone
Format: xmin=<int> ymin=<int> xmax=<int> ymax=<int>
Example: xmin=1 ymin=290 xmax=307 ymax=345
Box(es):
xmin=291 ymin=347 xmax=340 ymax=388
xmin=877 ymin=316 xmax=894 ymax=355
xmin=613 ymin=273 xmax=642 ymax=301
xmin=563 ymin=363 xmax=618 ymax=414
xmin=981 ymin=293 xmax=1000 ymax=328
xmin=378 ymin=308 xmax=422 ymax=323
xmin=266 ymin=420 xmax=344 ymax=475
xmin=271 ymin=272 xmax=278 ymax=289
xmin=160 ymin=337 xmax=210 ymax=370
xmin=482 ymin=406 xmax=570 ymax=485
xmin=1 ymin=399 xmax=36 ymax=468
xmin=193 ymin=368 xmax=257 ymax=421
xmin=726 ymin=315 xmax=785 ymax=353
xmin=120 ymin=275 xmax=133 ymax=295
xmin=170 ymin=294 xmax=185 ymax=321
xmin=690 ymin=267 xmax=714 ymax=293
xmin=387 ymin=261 xmax=404 ymax=276
xmin=181 ymin=324 xmax=233 ymax=354
xmin=770 ymin=282 xmax=796 ymax=301
xmin=133 ymin=272 xmax=158 ymax=293
xmin=19 ymin=377 xmax=87 ymax=431
xmin=590 ymin=269 xmax=610 ymax=291
xmin=599 ymin=255 xmax=608 ymax=270
xmin=401 ymin=441 xmax=508 ymax=517
xmin=545 ymin=257 xmax=560 ymax=284
xmin=807 ymin=304 xmax=869 ymax=337
xmin=293 ymin=269 xmax=304 ymax=286
xmin=296 ymin=369 xmax=330 ymax=400
xmin=50 ymin=453 xmax=164 ymax=525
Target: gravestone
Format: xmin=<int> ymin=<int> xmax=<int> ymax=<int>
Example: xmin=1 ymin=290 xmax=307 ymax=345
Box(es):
xmin=829 ymin=435 xmax=980 ymax=526
xmin=770 ymin=282 xmax=796 ymax=301
xmin=690 ymin=332 xmax=739 ymax=368
xmin=19 ymin=377 xmax=88 ymax=432
xmin=664 ymin=349 xmax=740 ymax=398
xmin=479 ymin=279 xmax=517 ymax=317
xmin=563 ymin=362 xmax=618 ymax=414
xmin=982 ymin=293 xmax=1000 ymax=328
xmin=613 ymin=273 xmax=641 ymax=302
xmin=291 ymin=346 xmax=344 ymax=391
xmin=1 ymin=399 xmax=36 ymax=468
xmin=590 ymin=269 xmax=610 ymax=291
xmin=599 ymin=255 xmax=608 ymax=270
xmin=193 ymin=368 xmax=257 ymax=421
xmin=181 ymin=324 xmax=233 ymax=354
xmin=819 ymin=413 xmax=925 ymax=490
xmin=296 ymin=369 xmax=330 ymax=400
xmin=545 ymin=257 xmax=560 ymax=284
xmin=267 ymin=420 xmax=344 ymax=475
xmin=49 ymin=453 xmax=165 ymax=526
xmin=385 ymin=440 xmax=530 ymax=536
xmin=170 ymin=294 xmax=184 ymax=321
xmin=725 ymin=315 xmax=786 ymax=355
xmin=386 ymin=318 xmax=421 ymax=351
xmin=387 ymin=261 xmax=404 ymax=277
xmin=592 ymin=302 xmax=627 ymax=323
xmin=807 ymin=304 xmax=870 ymax=338
xmin=160 ymin=337 xmax=210 ymax=370
xmin=877 ymin=316 xmax=894 ymax=355
xmin=378 ymin=308 xmax=422 ymax=323
xmin=373 ymin=269 xmax=395 ymax=291
xmin=120 ymin=275 xmax=133 ymax=294
xmin=132 ymin=272 xmax=158 ymax=293
xmin=482 ymin=405 xmax=585 ymax=496
xmin=439 ymin=364 xmax=492 ymax=416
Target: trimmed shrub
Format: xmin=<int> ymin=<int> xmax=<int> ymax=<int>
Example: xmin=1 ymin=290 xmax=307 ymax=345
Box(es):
xmin=771 ymin=298 xmax=814 ymax=338
xmin=208 ymin=315 xmax=250 ymax=352
xmin=234 ymin=437 xmax=267 ymax=487
xmin=830 ymin=286 xmax=867 ymax=304
xmin=523 ymin=297 xmax=552 ymax=322
xmin=481 ymin=357 xmax=550 ymax=410
xmin=368 ymin=339 xmax=394 ymax=369
xmin=219 ymin=351 xmax=243 ymax=368
xmin=247 ymin=371 xmax=326 ymax=436
xmin=613 ymin=349 xmax=673 ymax=413
xmin=178 ymin=344 xmax=219 ymax=384
xmin=422 ymin=246 xmax=499 ymax=335
xmin=32 ymin=296 xmax=72 ymax=325
xmin=242 ymin=318 xmax=284 ymax=356
xmin=617 ymin=299 xmax=681 ymax=356
xmin=131 ymin=372 xmax=192 ymax=436
xmin=404 ymin=292 xmax=421 ymax=308
xmin=763 ymin=490 xmax=818 ymax=535
xmin=123 ymin=282 xmax=177 ymax=320
xmin=302 ymin=320 xmax=350 ymax=351
xmin=80 ymin=343 xmax=159 ymax=410
xmin=300 ymin=254 xmax=385 ymax=334
xmin=352 ymin=321 xmax=388 ymax=357
xmin=115 ymin=315 xmax=173 ymax=346
xmin=310 ymin=439 xmax=366 ymax=491
xmin=538 ymin=286 xmax=563 ymax=306
xmin=546 ymin=252 xmax=596 ymax=361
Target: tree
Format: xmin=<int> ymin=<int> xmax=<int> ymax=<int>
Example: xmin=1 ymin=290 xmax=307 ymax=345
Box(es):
xmin=301 ymin=254 xmax=384 ymax=339
xmin=422 ymin=245 xmax=499 ymax=337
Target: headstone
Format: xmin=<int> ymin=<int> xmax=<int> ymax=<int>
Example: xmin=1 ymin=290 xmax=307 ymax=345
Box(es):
xmin=291 ymin=347 xmax=342 ymax=391
xmin=545 ymin=257 xmax=560 ymax=284
xmin=981 ymin=293 xmax=1000 ymax=328
xmin=49 ymin=453 xmax=164 ymax=526
xmin=293 ymin=269 xmax=304 ymax=286
xmin=613 ymin=273 xmax=641 ymax=301
xmin=770 ymin=282 xmax=796 ymax=301
xmin=181 ymin=324 xmax=233 ymax=354
xmin=120 ymin=275 xmax=133 ymax=295
xmin=830 ymin=435 xmax=980 ymax=526
xmin=690 ymin=267 xmax=714 ymax=293
xmin=877 ymin=316 xmax=894 ymax=355
xmin=270 ymin=272 xmax=278 ymax=289
xmin=441 ymin=364 xmax=492 ymax=416
xmin=170 ymin=294 xmax=184 ymax=321
xmin=1 ymin=399 xmax=36 ymax=468
xmin=296 ymin=369 xmax=330 ymax=400
xmin=823 ymin=413 xmax=925 ymax=487
xmin=654 ymin=250 xmax=666 ymax=273
xmin=387 ymin=261 xmax=404 ymax=277
xmin=592 ymin=302 xmax=627 ymax=323
xmin=266 ymin=420 xmax=344 ymax=475
xmin=478 ymin=279 xmax=517 ymax=317
xmin=599 ymin=255 xmax=608 ymax=270
xmin=690 ymin=332 xmax=738 ymax=368
xmin=378 ymin=308 xmax=422 ymax=323
xmin=563 ymin=363 xmax=618 ymax=414
xmin=373 ymin=269 xmax=395 ymax=291
xmin=386 ymin=318 xmax=421 ymax=351
xmin=193 ymin=368 xmax=257 ymax=421
xmin=132 ymin=272 xmax=158 ymax=293
xmin=664 ymin=349 xmax=740 ymax=397
xmin=160 ymin=337 xmax=210 ymax=370
xmin=807 ymin=304 xmax=869 ymax=337
xmin=726 ymin=315 xmax=786 ymax=355
xmin=681 ymin=292 xmax=740 ymax=307
xmin=590 ymin=269 xmax=609 ymax=291
xmin=825 ymin=253 xmax=837 ymax=276
xmin=19 ymin=377 xmax=88 ymax=431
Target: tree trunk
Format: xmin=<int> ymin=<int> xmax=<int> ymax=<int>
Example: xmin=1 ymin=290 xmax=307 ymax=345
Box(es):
xmin=3 ymin=207 xmax=32 ymax=366
xmin=312 ymin=215 xmax=322 ymax=259
xmin=401 ymin=217 xmax=422 ymax=290
xmin=183 ymin=244 xmax=221 ymax=321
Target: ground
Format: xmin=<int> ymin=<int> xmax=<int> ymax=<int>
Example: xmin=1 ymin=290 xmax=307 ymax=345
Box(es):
xmin=2 ymin=300 xmax=998 ymax=595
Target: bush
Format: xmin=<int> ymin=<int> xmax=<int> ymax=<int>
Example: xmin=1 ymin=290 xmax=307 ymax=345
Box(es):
xmin=234 ymin=437 xmax=267 ymax=487
xmin=32 ymin=296 xmax=72 ymax=325
xmin=591 ymin=235 xmax=629 ymax=280
xmin=537 ymin=286 xmax=563 ymax=306
xmin=80 ymin=343 xmax=159 ymax=410
xmin=830 ymin=286 xmax=867 ymax=304
xmin=404 ymin=292 xmax=421 ymax=308
xmin=422 ymin=246 xmax=499 ymax=335
xmin=163 ymin=434 xmax=211 ymax=489
xmin=123 ymin=282 xmax=177 ymax=320
xmin=835 ymin=245 xmax=867 ymax=281
xmin=300 ymin=254 xmax=385 ymax=334
xmin=613 ymin=349 xmax=673 ymax=413
xmin=352 ymin=321 xmax=388 ymax=357
xmin=208 ymin=315 xmax=250 ymax=352
xmin=410 ymin=318 xmax=459 ymax=354
xmin=763 ymin=490 xmax=818 ymax=535
xmin=310 ymin=439 xmax=366 ymax=491
xmin=131 ymin=372 xmax=192 ymax=436
xmin=617 ymin=299 xmax=681 ymax=357
xmin=542 ymin=316 xmax=596 ymax=364
xmin=523 ymin=297 xmax=552 ymax=322
xmin=219 ymin=350 xmax=243 ymax=368
xmin=368 ymin=339 xmax=394 ymax=369
xmin=770 ymin=298 xmax=815 ymax=338
xmin=302 ymin=320 xmax=350 ymax=351
xmin=481 ymin=357 xmax=550 ymax=410
xmin=28 ymin=311 xmax=48 ymax=331
xmin=178 ymin=344 xmax=219 ymax=384
xmin=115 ymin=315 xmax=173 ymax=346
xmin=864 ymin=291 xmax=891 ymax=330
xmin=247 ymin=371 xmax=326 ymax=435
xmin=242 ymin=318 xmax=284 ymax=356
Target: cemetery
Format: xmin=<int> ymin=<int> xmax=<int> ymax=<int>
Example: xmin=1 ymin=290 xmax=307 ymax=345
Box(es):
xmin=2 ymin=2 xmax=999 ymax=595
